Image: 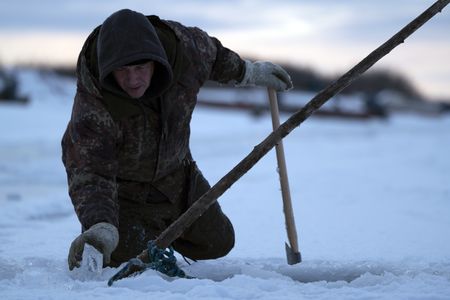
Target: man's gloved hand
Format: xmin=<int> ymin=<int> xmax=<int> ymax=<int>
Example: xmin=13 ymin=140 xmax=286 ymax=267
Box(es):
xmin=238 ymin=60 xmax=293 ymax=91
xmin=68 ymin=222 xmax=119 ymax=270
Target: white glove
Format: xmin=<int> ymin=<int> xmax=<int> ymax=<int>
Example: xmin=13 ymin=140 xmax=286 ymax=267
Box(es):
xmin=238 ymin=60 xmax=293 ymax=91
xmin=68 ymin=222 xmax=119 ymax=270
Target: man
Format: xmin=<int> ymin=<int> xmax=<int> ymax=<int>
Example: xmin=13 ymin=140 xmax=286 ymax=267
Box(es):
xmin=62 ymin=8 xmax=292 ymax=270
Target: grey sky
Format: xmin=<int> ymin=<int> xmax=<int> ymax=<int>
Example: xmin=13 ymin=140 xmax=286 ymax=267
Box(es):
xmin=0 ymin=0 xmax=449 ymax=99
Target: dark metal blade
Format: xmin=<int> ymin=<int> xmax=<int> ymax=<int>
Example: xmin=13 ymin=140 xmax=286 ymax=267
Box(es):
xmin=108 ymin=258 xmax=146 ymax=286
xmin=285 ymin=242 xmax=301 ymax=265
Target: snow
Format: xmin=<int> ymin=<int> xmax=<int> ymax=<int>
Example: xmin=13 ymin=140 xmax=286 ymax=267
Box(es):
xmin=1 ymin=69 xmax=450 ymax=299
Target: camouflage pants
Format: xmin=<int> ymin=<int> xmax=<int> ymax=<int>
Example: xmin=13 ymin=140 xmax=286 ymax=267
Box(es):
xmin=110 ymin=162 xmax=235 ymax=266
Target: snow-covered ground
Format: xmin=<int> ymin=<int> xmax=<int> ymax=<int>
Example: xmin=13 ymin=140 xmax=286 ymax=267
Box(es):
xmin=1 ymin=70 xmax=450 ymax=299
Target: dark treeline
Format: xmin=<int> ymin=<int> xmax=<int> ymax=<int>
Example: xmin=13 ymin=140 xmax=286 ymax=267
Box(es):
xmin=0 ymin=62 xmax=433 ymax=103
xmin=52 ymin=63 xmax=423 ymax=101
xmin=281 ymin=64 xmax=422 ymax=101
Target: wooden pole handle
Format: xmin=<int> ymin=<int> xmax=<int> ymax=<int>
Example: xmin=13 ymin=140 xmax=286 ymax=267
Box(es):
xmin=267 ymin=88 xmax=299 ymax=253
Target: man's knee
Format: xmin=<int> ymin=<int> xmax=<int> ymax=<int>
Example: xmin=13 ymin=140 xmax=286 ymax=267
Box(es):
xmin=204 ymin=216 xmax=235 ymax=259
xmin=174 ymin=210 xmax=235 ymax=260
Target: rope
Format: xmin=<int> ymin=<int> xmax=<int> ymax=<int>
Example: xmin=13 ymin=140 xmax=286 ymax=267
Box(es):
xmin=145 ymin=240 xmax=190 ymax=278
xmin=108 ymin=240 xmax=192 ymax=286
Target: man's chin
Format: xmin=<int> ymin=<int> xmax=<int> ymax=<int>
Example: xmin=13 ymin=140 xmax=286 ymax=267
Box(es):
xmin=126 ymin=89 xmax=145 ymax=99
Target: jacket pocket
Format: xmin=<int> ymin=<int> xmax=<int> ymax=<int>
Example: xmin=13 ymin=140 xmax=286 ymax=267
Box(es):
xmin=186 ymin=161 xmax=211 ymax=206
xmin=146 ymin=185 xmax=170 ymax=204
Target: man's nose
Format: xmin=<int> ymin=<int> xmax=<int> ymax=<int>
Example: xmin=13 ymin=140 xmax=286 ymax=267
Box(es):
xmin=127 ymin=71 xmax=139 ymax=85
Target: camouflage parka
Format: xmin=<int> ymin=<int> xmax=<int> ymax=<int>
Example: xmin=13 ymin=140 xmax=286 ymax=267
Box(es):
xmin=62 ymin=11 xmax=245 ymax=230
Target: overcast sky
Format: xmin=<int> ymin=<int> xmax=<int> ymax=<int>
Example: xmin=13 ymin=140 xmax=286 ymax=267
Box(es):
xmin=0 ymin=0 xmax=449 ymax=100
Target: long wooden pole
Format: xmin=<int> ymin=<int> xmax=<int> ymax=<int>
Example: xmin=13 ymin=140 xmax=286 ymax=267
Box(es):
xmin=137 ymin=0 xmax=449 ymax=261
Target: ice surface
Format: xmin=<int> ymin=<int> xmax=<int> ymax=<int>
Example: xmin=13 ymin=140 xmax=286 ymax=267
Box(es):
xmin=82 ymin=244 xmax=103 ymax=274
xmin=0 ymin=69 xmax=449 ymax=299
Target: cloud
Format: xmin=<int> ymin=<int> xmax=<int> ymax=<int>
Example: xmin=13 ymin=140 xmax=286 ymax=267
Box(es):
xmin=0 ymin=0 xmax=448 ymax=98
xmin=0 ymin=30 xmax=85 ymax=66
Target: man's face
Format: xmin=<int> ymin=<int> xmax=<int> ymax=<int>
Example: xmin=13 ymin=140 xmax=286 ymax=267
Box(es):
xmin=112 ymin=61 xmax=155 ymax=98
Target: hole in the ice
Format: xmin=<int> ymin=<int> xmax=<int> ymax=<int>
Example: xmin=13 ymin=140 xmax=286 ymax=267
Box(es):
xmin=277 ymin=262 xmax=388 ymax=283
xmin=184 ymin=260 xmax=405 ymax=283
